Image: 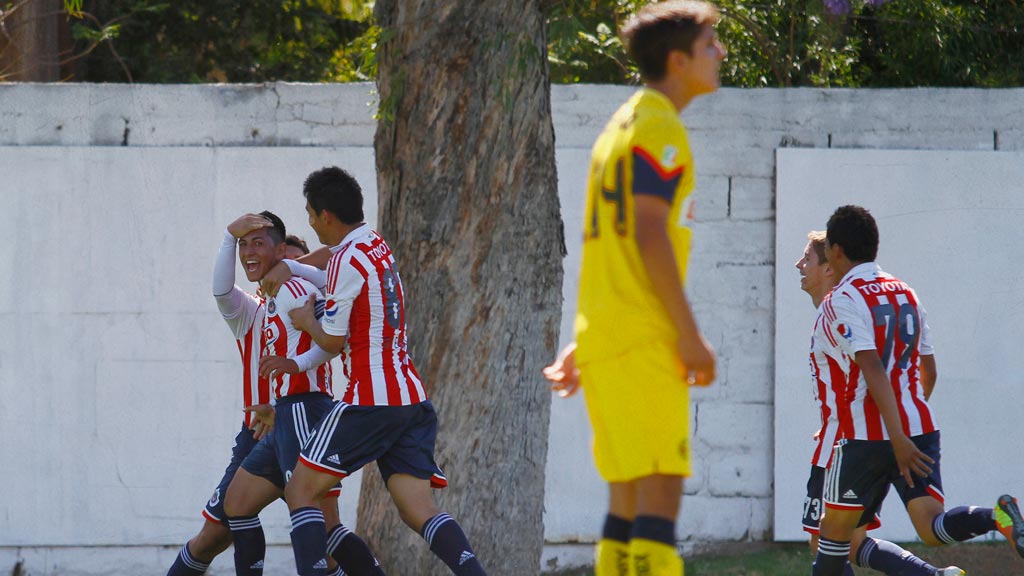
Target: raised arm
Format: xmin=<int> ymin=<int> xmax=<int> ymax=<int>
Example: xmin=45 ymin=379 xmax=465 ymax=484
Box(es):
xmin=216 ymin=214 xmax=272 ymax=336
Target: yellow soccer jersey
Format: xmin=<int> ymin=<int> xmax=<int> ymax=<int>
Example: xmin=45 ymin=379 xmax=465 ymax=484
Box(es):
xmin=574 ymin=88 xmax=696 ymax=365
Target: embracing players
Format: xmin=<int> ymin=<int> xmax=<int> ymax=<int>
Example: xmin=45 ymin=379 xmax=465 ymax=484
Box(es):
xmin=258 ymin=166 xmax=487 ymax=576
xmin=809 ymin=206 xmax=1024 ymax=576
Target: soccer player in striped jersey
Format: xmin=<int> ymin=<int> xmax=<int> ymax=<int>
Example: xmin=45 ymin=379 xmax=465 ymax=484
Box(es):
xmin=797 ymin=231 xmax=964 ymax=576
xmin=164 ymin=213 xmax=275 ymax=576
xmin=810 ymin=206 xmax=1024 ymax=576
xmin=543 ymin=3 xmax=722 ymax=575
xmin=259 ymin=166 xmax=486 ymax=576
xmin=211 ymin=211 xmax=378 ymax=576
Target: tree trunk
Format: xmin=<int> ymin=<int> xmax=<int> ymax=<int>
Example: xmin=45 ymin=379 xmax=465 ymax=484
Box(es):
xmin=0 ymin=0 xmax=63 ymax=81
xmin=357 ymin=2 xmax=563 ymax=575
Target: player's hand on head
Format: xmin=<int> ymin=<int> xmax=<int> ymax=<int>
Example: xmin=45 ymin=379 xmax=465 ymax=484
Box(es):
xmin=259 ymin=355 xmax=299 ymax=379
xmin=227 ymin=213 xmax=273 ymax=239
xmin=288 ymin=295 xmax=317 ymax=333
xmin=261 ymin=262 xmax=292 ymax=298
xmin=891 ymin=433 xmax=934 ymax=489
xmin=543 ymin=343 xmax=581 ymax=398
xmin=679 ymin=336 xmax=716 ymax=387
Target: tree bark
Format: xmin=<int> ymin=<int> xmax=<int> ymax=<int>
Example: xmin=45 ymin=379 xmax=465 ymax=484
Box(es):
xmin=358 ymin=2 xmax=564 ymax=575
xmin=0 ymin=0 xmax=63 ymax=81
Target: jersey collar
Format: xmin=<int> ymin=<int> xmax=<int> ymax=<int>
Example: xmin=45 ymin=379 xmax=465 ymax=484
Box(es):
xmin=330 ymin=223 xmax=371 ymax=254
xmin=838 ymin=261 xmax=882 ymax=287
xmin=639 ymin=87 xmax=676 ymax=115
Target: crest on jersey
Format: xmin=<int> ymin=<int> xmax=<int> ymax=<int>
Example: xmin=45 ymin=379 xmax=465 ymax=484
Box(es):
xmin=836 ymin=323 xmax=852 ymax=340
xmin=661 ymin=144 xmax=678 ymax=168
xmin=325 ymin=299 xmax=338 ymax=318
xmin=267 ymin=299 xmax=276 ymax=315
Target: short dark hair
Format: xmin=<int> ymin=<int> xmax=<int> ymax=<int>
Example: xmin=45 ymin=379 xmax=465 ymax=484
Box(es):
xmin=620 ymin=0 xmax=720 ymax=82
xmin=826 ymin=205 xmax=878 ymax=263
xmin=303 ymin=166 xmax=364 ymax=225
xmin=258 ymin=210 xmax=287 ymax=245
xmin=284 ymin=234 xmax=309 ymax=255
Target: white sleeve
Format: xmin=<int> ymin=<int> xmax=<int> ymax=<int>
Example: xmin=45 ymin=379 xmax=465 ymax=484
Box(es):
xmin=294 ymin=343 xmax=336 ymax=372
xmin=285 ymin=259 xmax=327 ymax=292
xmin=213 ymin=229 xmax=259 ymax=339
xmin=322 ymin=262 xmax=364 ymax=337
xmin=918 ymin=302 xmax=934 ymax=356
xmin=828 ymin=290 xmax=876 ymax=356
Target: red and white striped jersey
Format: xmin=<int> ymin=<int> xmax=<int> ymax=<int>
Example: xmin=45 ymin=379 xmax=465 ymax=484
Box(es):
xmin=323 ymin=224 xmax=427 ymax=406
xmin=218 ymin=291 xmax=272 ymax=428
xmin=263 ymin=278 xmax=333 ymax=399
xmin=808 ymin=305 xmax=848 ymax=467
xmin=817 ymin=262 xmax=937 ymax=441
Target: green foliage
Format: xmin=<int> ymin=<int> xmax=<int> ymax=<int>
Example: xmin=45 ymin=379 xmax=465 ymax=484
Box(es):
xmin=65 ymin=0 xmax=1024 ymax=87
xmin=70 ymin=0 xmax=375 ymax=82
xmin=545 ymin=0 xmax=1024 ymax=87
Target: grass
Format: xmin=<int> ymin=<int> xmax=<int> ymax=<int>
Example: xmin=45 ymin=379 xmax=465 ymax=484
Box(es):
xmin=549 ymin=541 xmax=1023 ymax=576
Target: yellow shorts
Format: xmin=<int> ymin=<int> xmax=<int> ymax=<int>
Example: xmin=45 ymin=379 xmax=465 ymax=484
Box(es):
xmin=579 ymin=341 xmax=691 ymax=483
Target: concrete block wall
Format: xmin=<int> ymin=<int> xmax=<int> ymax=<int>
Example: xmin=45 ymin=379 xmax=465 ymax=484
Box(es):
xmin=3 ymin=83 xmax=1024 ymax=573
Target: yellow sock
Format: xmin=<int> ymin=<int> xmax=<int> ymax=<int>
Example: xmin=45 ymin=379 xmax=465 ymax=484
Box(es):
xmin=630 ymin=538 xmax=683 ymax=576
xmin=595 ymin=538 xmax=632 ymax=576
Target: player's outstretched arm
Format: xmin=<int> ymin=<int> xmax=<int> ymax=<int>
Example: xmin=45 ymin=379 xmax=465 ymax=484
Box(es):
xmin=634 ymin=195 xmax=715 ymax=386
xmin=289 ymin=296 xmax=348 ymax=355
xmin=295 ymin=246 xmax=332 ymax=270
xmin=544 ymin=342 xmax=580 ymax=398
xmin=854 ymin=350 xmax=934 ymax=487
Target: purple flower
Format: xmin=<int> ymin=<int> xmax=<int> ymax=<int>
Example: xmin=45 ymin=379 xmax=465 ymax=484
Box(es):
xmin=823 ymin=0 xmax=851 ymax=15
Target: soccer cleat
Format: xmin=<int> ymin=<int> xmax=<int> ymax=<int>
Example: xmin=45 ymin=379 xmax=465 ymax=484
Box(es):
xmin=995 ymin=494 xmax=1024 ymax=558
xmin=934 ymin=567 xmax=965 ymax=576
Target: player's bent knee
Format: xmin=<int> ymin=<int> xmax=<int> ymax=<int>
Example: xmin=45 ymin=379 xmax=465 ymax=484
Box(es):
xmin=191 ymin=521 xmax=232 ymax=560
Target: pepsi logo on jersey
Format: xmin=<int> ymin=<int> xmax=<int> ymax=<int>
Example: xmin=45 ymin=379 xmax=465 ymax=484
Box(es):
xmin=836 ymin=323 xmax=852 ymax=340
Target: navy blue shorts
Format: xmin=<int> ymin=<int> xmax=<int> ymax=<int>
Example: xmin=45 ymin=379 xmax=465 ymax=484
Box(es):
xmin=802 ymin=465 xmax=880 ymax=534
xmin=241 ymin=392 xmax=341 ymax=496
xmin=824 ymin=431 xmax=943 ymax=526
xmin=891 ymin=431 xmax=944 ymax=505
xmin=299 ymin=400 xmax=448 ymax=488
xmin=203 ymin=423 xmax=259 ymax=524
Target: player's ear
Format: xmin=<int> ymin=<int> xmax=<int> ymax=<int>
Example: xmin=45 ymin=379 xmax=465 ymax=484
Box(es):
xmin=667 ymin=49 xmax=688 ymax=73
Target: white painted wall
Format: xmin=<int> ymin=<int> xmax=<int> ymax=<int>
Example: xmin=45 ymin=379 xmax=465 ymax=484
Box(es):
xmin=1 ymin=83 xmax=1024 ymax=574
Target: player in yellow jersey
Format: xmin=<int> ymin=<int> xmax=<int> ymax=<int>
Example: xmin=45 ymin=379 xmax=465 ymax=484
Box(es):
xmin=543 ymin=2 xmax=725 ymax=575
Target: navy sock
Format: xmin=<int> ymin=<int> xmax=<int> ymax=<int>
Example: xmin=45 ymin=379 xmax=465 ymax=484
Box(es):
xmin=933 ymin=506 xmax=997 ymax=544
xmin=326 ymin=523 xmax=384 ymax=576
xmin=842 ymin=561 xmax=856 ymax=576
xmin=812 ymin=537 xmax=850 ymax=576
xmin=855 ymin=537 xmax=935 ymax=575
xmin=326 ymin=568 xmax=344 ymax=576
xmin=602 ymin=514 xmax=632 ymax=543
xmin=226 ymin=515 xmax=265 ymax=575
xmin=421 ymin=512 xmax=487 ymax=575
xmin=630 ymin=515 xmax=675 ymax=545
xmin=166 ymin=542 xmax=210 ymax=576
xmin=290 ymin=507 xmax=328 ymax=576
